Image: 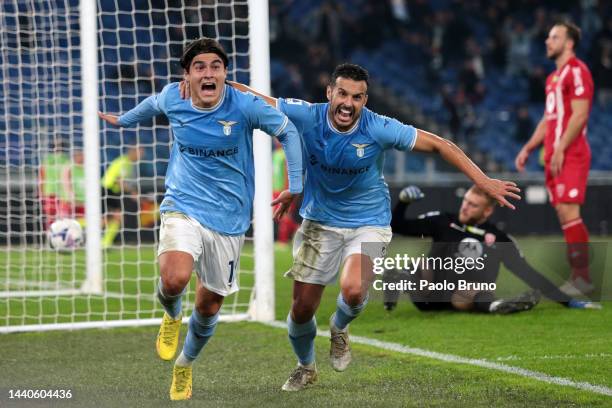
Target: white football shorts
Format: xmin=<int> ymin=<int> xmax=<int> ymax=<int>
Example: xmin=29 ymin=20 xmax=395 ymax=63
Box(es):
xmin=285 ymin=219 xmax=392 ymax=286
xmin=157 ymin=212 xmax=244 ymax=297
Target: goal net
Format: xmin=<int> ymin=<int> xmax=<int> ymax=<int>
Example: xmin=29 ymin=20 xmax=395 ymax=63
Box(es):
xmin=0 ymin=0 xmax=274 ymax=333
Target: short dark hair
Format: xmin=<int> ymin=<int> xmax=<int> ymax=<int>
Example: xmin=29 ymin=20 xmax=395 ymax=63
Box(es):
xmin=330 ymin=63 xmax=369 ymax=87
xmin=553 ymin=20 xmax=581 ymax=49
xmin=180 ymin=37 xmax=229 ymax=71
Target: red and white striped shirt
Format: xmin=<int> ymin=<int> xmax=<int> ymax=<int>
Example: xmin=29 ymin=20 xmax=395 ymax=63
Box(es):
xmin=544 ymin=56 xmax=593 ymax=162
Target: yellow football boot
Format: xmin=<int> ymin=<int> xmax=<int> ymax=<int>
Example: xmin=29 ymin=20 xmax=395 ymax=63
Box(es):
xmin=170 ymin=365 xmax=193 ymax=400
xmin=156 ymin=312 xmax=182 ymax=361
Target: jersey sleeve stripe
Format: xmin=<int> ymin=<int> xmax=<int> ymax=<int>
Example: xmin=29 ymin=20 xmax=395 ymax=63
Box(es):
xmin=408 ymin=128 xmax=418 ymax=151
xmin=272 ymin=115 xmax=289 ymax=137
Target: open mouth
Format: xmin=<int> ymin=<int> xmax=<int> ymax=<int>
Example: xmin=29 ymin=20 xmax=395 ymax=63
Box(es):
xmin=335 ymin=105 xmax=353 ymax=122
xmin=200 ymin=82 xmax=217 ymax=93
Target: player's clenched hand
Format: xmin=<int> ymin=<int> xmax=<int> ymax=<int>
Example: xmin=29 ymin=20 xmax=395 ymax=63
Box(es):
xmin=550 ymin=148 xmax=564 ymax=177
xmin=98 ymin=111 xmax=120 ymax=127
xmin=179 ymin=80 xmax=190 ymax=99
xmin=271 ymin=190 xmax=295 ymax=222
xmin=477 ymin=178 xmax=521 ymax=209
xmin=514 ymin=147 xmax=530 ymax=172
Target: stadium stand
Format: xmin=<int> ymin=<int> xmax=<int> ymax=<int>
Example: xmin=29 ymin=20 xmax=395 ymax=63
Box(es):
xmin=269 ymin=0 xmax=612 ymax=173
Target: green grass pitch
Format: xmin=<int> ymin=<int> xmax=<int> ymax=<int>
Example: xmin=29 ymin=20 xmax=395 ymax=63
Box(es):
xmin=0 ymin=237 xmax=610 ymax=407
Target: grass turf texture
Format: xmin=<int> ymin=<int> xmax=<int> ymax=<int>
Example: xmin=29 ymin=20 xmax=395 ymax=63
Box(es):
xmin=0 ymin=237 xmax=611 ymax=406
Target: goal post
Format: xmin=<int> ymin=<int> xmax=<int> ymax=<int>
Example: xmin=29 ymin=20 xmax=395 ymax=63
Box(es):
xmin=80 ymin=0 xmax=102 ymax=296
xmin=249 ymin=0 xmax=275 ymax=322
xmin=0 ymin=0 xmax=274 ymax=332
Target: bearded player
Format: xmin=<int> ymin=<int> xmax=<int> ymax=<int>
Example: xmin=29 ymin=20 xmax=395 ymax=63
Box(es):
xmin=515 ymin=21 xmax=594 ymax=296
xmin=182 ymin=64 xmax=521 ymax=391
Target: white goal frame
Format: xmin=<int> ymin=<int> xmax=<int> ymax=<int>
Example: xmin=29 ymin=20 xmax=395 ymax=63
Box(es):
xmin=0 ymin=0 xmax=274 ymax=333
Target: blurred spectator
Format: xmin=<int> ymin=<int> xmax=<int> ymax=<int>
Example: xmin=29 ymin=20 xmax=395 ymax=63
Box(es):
xmin=594 ymin=41 xmax=612 ymax=106
xmin=513 ymin=105 xmax=534 ymax=142
xmin=59 ymin=150 xmax=85 ymax=224
xmin=308 ymin=1 xmax=343 ymax=61
xmin=100 ymin=146 xmax=143 ymax=249
xmin=580 ymin=0 xmax=602 ymax=35
xmin=458 ymin=59 xmax=486 ymax=104
xmin=442 ymin=8 xmax=471 ymax=65
xmin=39 ymin=138 xmax=69 ymax=227
xmin=528 ymin=66 xmax=547 ymax=103
xmin=506 ymin=19 xmax=533 ymax=76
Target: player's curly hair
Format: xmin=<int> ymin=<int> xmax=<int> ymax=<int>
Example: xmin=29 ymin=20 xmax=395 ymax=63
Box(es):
xmin=330 ymin=63 xmax=369 ymax=87
xmin=180 ymin=37 xmax=229 ymax=71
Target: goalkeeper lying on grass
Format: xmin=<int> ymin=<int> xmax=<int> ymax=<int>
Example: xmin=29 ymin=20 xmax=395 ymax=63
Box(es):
xmin=385 ymin=185 xmax=601 ymax=313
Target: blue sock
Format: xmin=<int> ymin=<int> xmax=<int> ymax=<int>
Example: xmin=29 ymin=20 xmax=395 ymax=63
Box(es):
xmin=333 ymin=293 xmax=368 ymax=330
xmin=156 ymin=278 xmax=183 ymax=319
xmin=182 ymin=309 xmax=219 ymax=362
xmin=287 ymin=313 xmax=317 ymax=366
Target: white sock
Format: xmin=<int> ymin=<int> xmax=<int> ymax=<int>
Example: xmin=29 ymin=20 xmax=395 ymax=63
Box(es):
xmin=175 ymin=351 xmax=193 ymax=367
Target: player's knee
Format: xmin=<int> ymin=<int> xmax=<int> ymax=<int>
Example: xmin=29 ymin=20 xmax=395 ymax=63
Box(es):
xmin=341 ymin=286 xmax=365 ymax=307
xmin=159 ymin=276 xmax=188 ymax=297
xmin=195 ymin=300 xmax=222 ymax=317
xmin=291 ymin=301 xmax=317 ymax=323
xmin=555 ymin=203 xmax=580 ymax=223
xmin=158 ymin=265 xmax=190 ymax=296
xmin=451 ymin=291 xmax=475 ymax=311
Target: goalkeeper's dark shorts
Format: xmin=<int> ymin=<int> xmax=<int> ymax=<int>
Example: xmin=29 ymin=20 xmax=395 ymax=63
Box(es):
xmin=101 ymin=187 xmax=122 ymax=213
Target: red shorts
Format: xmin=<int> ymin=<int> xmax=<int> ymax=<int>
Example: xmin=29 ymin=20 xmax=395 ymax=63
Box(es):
xmin=58 ymin=202 xmax=85 ymax=219
xmin=545 ymin=154 xmax=590 ymax=206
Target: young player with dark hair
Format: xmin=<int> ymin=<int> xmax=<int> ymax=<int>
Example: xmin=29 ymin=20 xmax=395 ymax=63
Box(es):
xmin=99 ymin=37 xmax=303 ymax=400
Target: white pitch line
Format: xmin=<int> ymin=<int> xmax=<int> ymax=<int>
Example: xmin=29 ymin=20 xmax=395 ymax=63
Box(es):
xmin=262 ymin=320 xmax=612 ymax=397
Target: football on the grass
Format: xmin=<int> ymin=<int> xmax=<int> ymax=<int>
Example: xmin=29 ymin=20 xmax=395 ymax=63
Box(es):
xmin=48 ymin=218 xmax=84 ymax=251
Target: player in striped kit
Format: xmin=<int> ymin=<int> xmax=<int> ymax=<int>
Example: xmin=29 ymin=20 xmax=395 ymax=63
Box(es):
xmin=515 ymin=21 xmax=594 ymax=296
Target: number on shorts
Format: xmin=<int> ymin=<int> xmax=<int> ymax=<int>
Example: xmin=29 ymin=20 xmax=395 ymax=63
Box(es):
xmin=228 ymin=260 xmax=235 ymax=284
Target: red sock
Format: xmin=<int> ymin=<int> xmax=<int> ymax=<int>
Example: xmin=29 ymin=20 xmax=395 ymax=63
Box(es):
xmin=562 ymin=218 xmax=590 ymax=282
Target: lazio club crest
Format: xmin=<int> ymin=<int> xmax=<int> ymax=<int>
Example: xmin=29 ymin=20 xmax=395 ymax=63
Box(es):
xmin=351 ymin=143 xmax=370 ymax=158
xmin=218 ymin=120 xmax=238 ymax=136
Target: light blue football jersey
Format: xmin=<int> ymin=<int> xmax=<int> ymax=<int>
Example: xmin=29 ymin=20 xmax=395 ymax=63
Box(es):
xmin=278 ymin=98 xmax=417 ymax=228
xmin=118 ymin=83 xmax=303 ymax=235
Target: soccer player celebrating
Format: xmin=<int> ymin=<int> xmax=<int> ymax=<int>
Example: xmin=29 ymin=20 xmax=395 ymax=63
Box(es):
xmin=515 ymin=21 xmax=594 ymax=296
xmin=386 ymin=185 xmax=601 ymax=313
xmin=98 ymin=38 xmax=303 ymax=400
xmin=182 ymin=63 xmax=519 ymax=391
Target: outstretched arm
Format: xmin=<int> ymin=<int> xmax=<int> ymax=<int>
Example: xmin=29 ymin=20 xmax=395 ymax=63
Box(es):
xmin=413 ymin=129 xmax=521 ymax=209
xmin=98 ymin=94 xmax=163 ymax=127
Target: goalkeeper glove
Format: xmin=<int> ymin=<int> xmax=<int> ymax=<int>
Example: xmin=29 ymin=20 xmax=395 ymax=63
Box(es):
xmin=399 ymin=185 xmax=424 ymax=204
xmin=567 ymin=299 xmax=602 ymax=309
